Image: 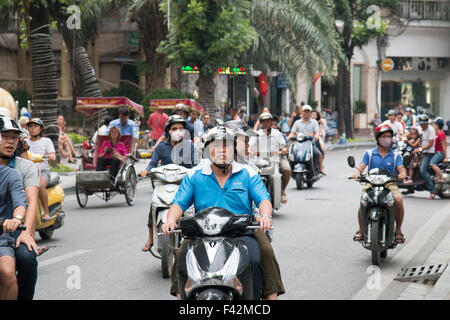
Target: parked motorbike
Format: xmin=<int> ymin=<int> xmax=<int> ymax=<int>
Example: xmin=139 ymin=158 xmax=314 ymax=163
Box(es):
xmin=28 ymin=152 xmax=65 ymax=240
xmin=250 ymin=151 xmax=282 ymax=211
xmin=145 ymin=164 xmax=193 ymax=278
xmin=288 ymin=133 xmax=321 ymax=189
xmin=136 ymin=129 xmax=152 ymax=159
xmin=347 ymin=156 xmax=400 ymax=266
xmin=164 ymin=207 xmax=266 ymax=300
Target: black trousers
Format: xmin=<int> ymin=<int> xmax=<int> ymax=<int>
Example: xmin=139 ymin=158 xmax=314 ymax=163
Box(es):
xmin=96 ymin=157 xmax=121 ymax=178
xmin=15 ymin=244 xmax=38 ymax=300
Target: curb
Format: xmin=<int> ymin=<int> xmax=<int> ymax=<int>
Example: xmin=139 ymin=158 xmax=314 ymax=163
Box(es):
xmin=325 ymin=142 xmax=375 ymax=151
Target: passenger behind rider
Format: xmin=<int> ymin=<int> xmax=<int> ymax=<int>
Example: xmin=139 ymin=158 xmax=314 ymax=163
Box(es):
xmin=249 ymin=111 xmax=291 ymax=204
xmin=162 ymin=126 xmax=273 ymax=300
xmin=25 ymin=118 xmax=56 ymax=222
xmin=382 ymin=109 xmax=404 ymax=140
xmin=404 ymin=127 xmax=422 ymax=184
xmin=429 ymin=118 xmax=447 ymax=199
xmin=139 ymin=115 xmax=196 ymax=252
xmin=287 ymin=105 xmax=326 ymax=175
xmin=352 ymin=124 xmax=407 ymax=244
xmin=226 ymin=121 xmax=285 ymax=300
xmin=96 ymin=126 xmax=127 ymax=180
xmin=0 ymin=116 xmax=40 ymax=300
xmin=91 ymin=115 xmax=113 ymax=148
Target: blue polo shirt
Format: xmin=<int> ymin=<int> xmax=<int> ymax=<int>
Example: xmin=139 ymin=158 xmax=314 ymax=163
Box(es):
xmin=0 ymin=166 xmax=27 ymax=220
xmin=361 ymin=147 xmax=403 ymax=174
xmin=107 ymin=119 xmax=138 ymax=139
xmin=173 ymin=159 xmax=270 ymax=216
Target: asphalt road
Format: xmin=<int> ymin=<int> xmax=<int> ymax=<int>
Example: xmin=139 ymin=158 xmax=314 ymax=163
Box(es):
xmin=33 ymin=148 xmax=450 ymax=300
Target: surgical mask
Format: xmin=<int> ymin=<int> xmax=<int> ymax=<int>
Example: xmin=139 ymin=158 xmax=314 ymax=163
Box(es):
xmin=170 ymin=129 xmax=184 ymax=142
xmin=379 ymin=137 xmax=392 ymax=148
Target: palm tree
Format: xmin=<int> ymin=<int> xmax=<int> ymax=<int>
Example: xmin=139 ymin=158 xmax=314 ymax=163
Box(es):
xmin=240 ymin=0 xmax=344 ymax=100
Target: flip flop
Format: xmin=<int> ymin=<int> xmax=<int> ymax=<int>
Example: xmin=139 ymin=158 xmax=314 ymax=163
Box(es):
xmin=395 ymin=232 xmax=406 ymax=244
xmin=353 ymin=231 xmax=363 ymax=242
xmin=141 ymin=242 xmax=153 ymax=252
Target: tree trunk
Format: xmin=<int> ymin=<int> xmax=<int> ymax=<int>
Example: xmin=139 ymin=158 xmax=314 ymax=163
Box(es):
xmin=343 ymin=61 xmax=353 ymax=139
xmin=196 ymin=73 xmax=216 ymax=120
xmin=336 ymin=63 xmax=345 ymax=135
xmin=28 ymin=4 xmax=60 ymax=160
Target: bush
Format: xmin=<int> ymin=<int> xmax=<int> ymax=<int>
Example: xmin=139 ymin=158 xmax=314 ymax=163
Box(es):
xmin=354 ymin=100 xmax=367 ymax=114
xmin=67 ymin=132 xmax=87 ymax=144
xmin=141 ymin=88 xmax=192 ymax=125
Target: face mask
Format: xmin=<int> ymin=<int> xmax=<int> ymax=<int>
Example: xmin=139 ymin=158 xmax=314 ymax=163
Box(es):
xmin=170 ymin=129 xmax=184 ymax=142
xmin=379 ymin=137 xmax=392 ymax=148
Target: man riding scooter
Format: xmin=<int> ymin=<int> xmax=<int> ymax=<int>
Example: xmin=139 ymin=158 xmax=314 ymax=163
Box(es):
xmin=162 ymin=126 xmax=274 ymax=300
xmin=0 ymin=116 xmax=43 ymax=300
xmin=0 ymin=118 xmax=28 ymax=300
xmin=249 ymin=111 xmax=290 ymax=204
xmin=352 ymin=124 xmax=407 ymax=244
xmin=139 ymin=115 xmax=196 ymax=252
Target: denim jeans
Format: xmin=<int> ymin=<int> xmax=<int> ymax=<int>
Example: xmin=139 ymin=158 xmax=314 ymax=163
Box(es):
xmin=15 ymin=243 xmax=38 ymax=300
xmin=430 ymin=152 xmax=445 ymax=166
xmin=420 ymin=153 xmax=435 ymax=192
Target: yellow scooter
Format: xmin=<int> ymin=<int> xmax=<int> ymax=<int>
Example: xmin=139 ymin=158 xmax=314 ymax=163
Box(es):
xmin=28 ymin=152 xmax=65 ymax=239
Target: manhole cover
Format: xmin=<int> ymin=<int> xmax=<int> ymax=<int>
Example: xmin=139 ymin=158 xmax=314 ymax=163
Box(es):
xmin=394 ymin=263 xmax=448 ymax=282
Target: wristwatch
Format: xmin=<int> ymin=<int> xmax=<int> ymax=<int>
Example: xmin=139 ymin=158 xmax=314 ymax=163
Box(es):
xmin=14 ymin=215 xmax=23 ymax=221
xmin=261 ymin=214 xmax=272 ymax=220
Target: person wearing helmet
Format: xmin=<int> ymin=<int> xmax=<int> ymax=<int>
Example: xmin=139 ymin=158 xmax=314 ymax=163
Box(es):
xmin=0 ymin=116 xmax=44 ymax=299
xmin=429 ymin=118 xmax=447 ymax=199
xmin=403 ymin=107 xmax=416 ymax=130
xmin=410 ymin=114 xmax=436 ymax=196
xmin=225 ymin=120 xmax=285 ymax=300
xmin=139 ymin=115 xmax=196 ymax=252
xmin=352 ymin=124 xmax=407 ymax=244
xmin=151 ymin=104 xmax=195 ymax=151
xmin=382 ymin=109 xmax=404 ymax=139
xmin=288 ymin=105 xmax=326 ymax=175
xmin=25 ymin=118 xmax=55 ymax=222
xmin=0 ymin=117 xmax=30 ymax=300
xmin=162 ymin=126 xmax=273 ymax=300
xmin=250 ymin=111 xmax=291 ymax=204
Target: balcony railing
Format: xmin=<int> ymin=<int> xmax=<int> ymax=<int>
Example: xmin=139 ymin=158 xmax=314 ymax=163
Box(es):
xmin=396 ymin=0 xmax=450 ymax=21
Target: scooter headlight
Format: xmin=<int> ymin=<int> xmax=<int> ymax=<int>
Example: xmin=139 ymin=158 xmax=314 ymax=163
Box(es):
xmin=163 ymin=169 xmax=180 ymax=183
xmin=195 ymin=213 xmax=232 ymax=236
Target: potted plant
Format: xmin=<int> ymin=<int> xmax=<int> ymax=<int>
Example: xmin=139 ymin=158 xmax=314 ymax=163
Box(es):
xmin=353 ymin=100 xmax=367 ymax=129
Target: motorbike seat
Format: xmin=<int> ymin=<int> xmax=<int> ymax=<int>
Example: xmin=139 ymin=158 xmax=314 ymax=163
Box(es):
xmin=47 ymin=172 xmax=61 ymax=189
xmin=438 ymin=162 xmax=450 ymax=170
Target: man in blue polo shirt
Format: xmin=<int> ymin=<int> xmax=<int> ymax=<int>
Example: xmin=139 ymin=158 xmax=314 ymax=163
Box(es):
xmin=0 ymin=164 xmax=27 ymax=300
xmin=162 ymin=126 xmax=273 ymax=300
xmin=107 ymin=108 xmax=139 ymax=143
xmin=352 ymin=124 xmax=407 ymax=244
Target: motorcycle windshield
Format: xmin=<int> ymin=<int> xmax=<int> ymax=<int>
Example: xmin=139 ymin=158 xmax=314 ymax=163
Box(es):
xmin=293 ymin=141 xmax=311 ymax=162
xmin=180 ymin=207 xmax=251 ymax=237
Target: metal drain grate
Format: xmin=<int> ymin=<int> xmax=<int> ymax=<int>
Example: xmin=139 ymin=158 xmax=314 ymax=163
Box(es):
xmin=394 ymin=263 xmax=448 ymax=282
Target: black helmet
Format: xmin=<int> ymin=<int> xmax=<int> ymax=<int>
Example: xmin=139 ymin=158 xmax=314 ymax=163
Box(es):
xmin=434 ymin=117 xmax=444 ymax=129
xmin=164 ymin=115 xmax=187 ymax=137
xmin=0 ymin=116 xmax=21 ymax=134
xmin=418 ymin=114 xmax=429 ymax=124
xmin=223 ymin=120 xmax=257 ymax=138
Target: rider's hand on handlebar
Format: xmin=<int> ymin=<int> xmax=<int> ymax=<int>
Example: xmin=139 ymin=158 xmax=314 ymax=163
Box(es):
xmin=139 ymin=170 xmax=148 ymax=178
xmin=280 ymin=147 xmax=288 ymax=156
xmin=398 ymin=172 xmax=407 ymax=181
xmin=47 ymin=153 xmax=56 ymax=161
xmin=352 ymin=169 xmax=361 ymax=180
xmin=255 ymin=215 xmax=273 ymax=232
xmin=161 ymin=219 xmax=177 ymax=235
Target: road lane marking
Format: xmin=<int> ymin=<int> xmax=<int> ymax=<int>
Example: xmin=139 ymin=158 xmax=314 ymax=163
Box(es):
xmin=352 ymin=201 xmax=450 ymax=300
xmin=38 ymin=249 xmax=92 ymax=268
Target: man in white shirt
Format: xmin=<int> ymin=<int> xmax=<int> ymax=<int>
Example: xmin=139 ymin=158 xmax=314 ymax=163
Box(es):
xmin=416 ymin=115 xmax=436 ymax=194
xmin=382 ymin=109 xmax=404 ymax=139
xmin=288 ymin=105 xmax=325 ymax=175
xmin=249 ymin=112 xmax=290 ymax=203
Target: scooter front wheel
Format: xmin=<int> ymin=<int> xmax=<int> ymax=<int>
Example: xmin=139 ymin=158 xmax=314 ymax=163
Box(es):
xmin=295 ymin=173 xmax=304 ymax=190
xmin=370 ymin=220 xmax=382 ymax=266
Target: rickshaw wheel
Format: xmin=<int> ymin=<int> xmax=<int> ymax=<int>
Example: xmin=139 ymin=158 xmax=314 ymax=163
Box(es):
xmin=124 ymin=166 xmax=137 ymax=206
xmin=76 ymin=182 xmax=88 ymax=208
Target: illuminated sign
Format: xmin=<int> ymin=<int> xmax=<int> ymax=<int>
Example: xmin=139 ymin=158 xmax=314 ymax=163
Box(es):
xmin=217 ymin=67 xmax=246 ymax=75
xmin=181 ymin=66 xmax=199 ymax=74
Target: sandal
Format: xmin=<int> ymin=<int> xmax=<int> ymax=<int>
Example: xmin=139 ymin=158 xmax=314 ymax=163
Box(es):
xmin=404 ymin=179 xmax=413 ymax=184
xmin=353 ymin=231 xmax=363 ymax=242
xmin=429 ymin=193 xmax=437 ymax=200
xmin=141 ymin=241 xmax=153 ymax=252
xmin=281 ymin=193 xmax=287 ymax=204
xmin=395 ymin=232 xmax=406 ymax=244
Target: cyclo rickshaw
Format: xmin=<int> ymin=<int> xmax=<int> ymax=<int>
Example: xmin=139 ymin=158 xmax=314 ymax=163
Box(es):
xmin=74 ymin=97 xmax=143 ymax=208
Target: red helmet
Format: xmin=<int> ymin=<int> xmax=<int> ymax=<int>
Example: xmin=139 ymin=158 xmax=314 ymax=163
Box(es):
xmin=374 ymin=124 xmax=393 ymax=139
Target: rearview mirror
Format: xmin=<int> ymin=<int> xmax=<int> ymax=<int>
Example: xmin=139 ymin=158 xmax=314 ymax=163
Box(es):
xmin=347 ymin=156 xmax=355 ymax=168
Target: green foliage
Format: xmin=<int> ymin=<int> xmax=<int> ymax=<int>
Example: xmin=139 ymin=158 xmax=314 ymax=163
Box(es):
xmin=158 ymin=0 xmax=257 ymax=74
xmin=103 ymin=82 xmax=144 ymax=104
xmin=354 ymin=100 xmax=367 ymax=113
xmin=67 ymin=132 xmax=87 ymax=144
xmin=50 ymin=163 xmax=76 ymax=172
xmin=141 ymin=87 xmax=192 ymax=122
xmin=10 ymin=89 xmax=32 ymax=110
